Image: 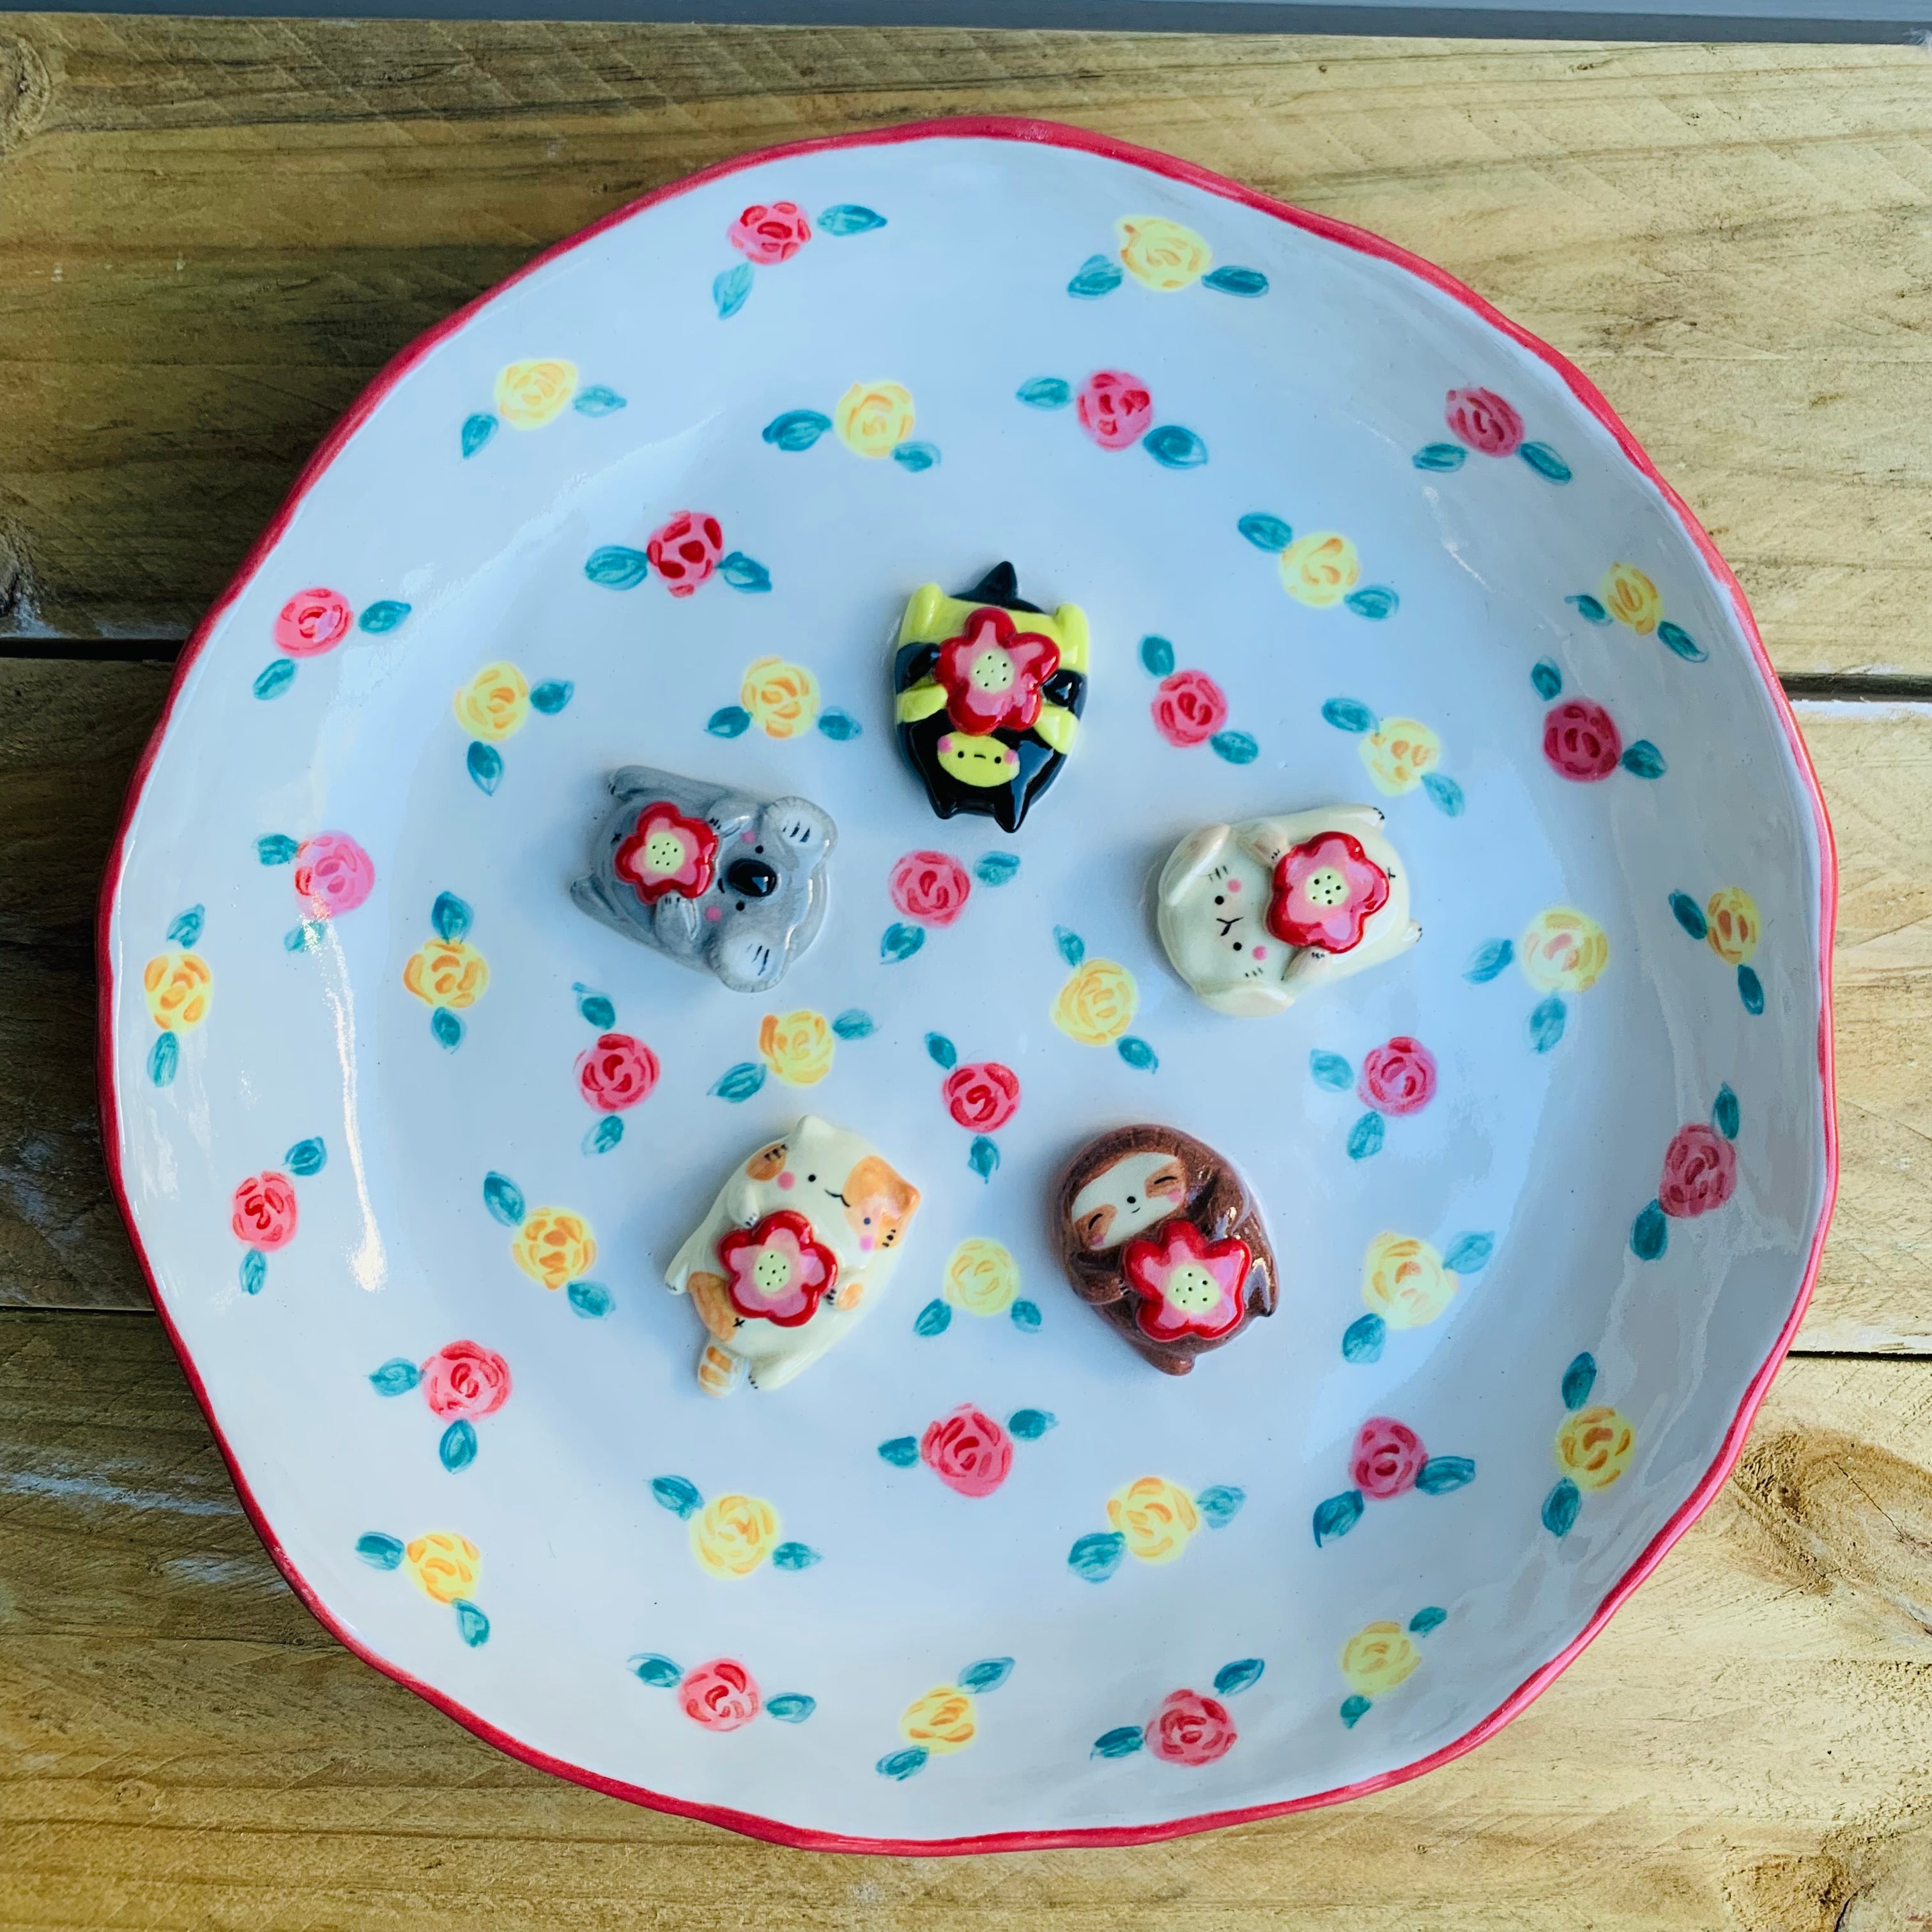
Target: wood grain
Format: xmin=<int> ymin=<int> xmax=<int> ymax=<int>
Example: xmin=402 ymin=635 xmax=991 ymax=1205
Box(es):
xmin=2 ymin=17 xmax=1931 ymax=665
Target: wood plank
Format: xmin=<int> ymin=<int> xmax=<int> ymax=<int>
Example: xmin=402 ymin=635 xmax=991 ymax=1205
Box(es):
xmin=2 ymin=1307 xmax=1930 ymax=1926
xmin=2 ymin=19 xmax=1931 ymax=665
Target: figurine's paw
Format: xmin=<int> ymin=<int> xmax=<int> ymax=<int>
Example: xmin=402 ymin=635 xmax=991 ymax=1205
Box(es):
xmin=698 ymin=1344 xmax=743 ymax=1397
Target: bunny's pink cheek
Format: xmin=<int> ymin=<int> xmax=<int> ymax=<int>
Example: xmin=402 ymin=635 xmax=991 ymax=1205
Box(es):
xmin=1251 ymin=945 xmax=1268 ymax=961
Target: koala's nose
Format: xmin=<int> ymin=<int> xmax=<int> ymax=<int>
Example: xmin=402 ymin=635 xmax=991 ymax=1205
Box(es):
xmin=724 ymin=857 xmax=778 ymax=899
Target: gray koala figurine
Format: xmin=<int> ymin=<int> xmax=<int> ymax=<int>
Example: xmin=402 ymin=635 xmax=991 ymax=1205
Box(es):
xmin=572 ymin=766 xmax=836 ymax=993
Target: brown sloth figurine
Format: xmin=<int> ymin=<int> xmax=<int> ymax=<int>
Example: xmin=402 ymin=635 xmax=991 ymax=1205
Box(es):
xmin=1055 ymin=1125 xmax=1277 ymax=1375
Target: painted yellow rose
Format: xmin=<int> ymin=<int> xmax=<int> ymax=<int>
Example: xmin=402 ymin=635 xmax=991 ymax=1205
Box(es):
xmin=142 ymin=951 xmax=212 ymax=1032
xmin=833 ymin=379 xmax=916 ymax=458
xmin=402 ymin=939 xmax=488 ymax=1010
xmin=454 ymin=662 xmax=530 ymax=742
xmin=691 ymin=1492 xmax=781 ymax=1578
xmin=1705 ymin=887 xmax=1760 ymax=967
xmin=404 ymin=1531 xmax=480 ymax=1604
xmin=758 ymin=1009 xmax=833 ymax=1086
xmin=494 ymin=358 xmax=578 ymax=429
xmin=1519 ymin=907 xmax=1610 ymax=994
xmin=1556 ymin=1406 xmax=1634 ymax=1492
xmin=1340 ymin=1621 xmax=1422 ymax=1699
xmin=1360 ymin=718 xmax=1440 ymax=795
xmin=740 ymin=656 xmax=820 ymax=739
xmin=1116 ymin=215 xmax=1213 ymax=291
xmin=1601 ymin=561 xmax=1662 ymax=635
xmin=1279 ymin=532 xmax=1361 ymax=609
xmin=1107 ymin=1476 xmax=1200 ymax=1565
xmin=511 ymin=1208 xmax=596 ymax=1292
xmin=1362 ymin=1233 xmax=1456 ymax=1330
xmin=944 ymin=1238 xmax=1020 ymax=1316
xmin=900 ymin=1686 xmax=976 ymax=1754
xmin=1052 ymin=958 xmax=1138 ymax=1046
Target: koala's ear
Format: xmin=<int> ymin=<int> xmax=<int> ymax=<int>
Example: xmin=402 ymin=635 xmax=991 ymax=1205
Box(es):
xmin=766 ymin=798 xmax=837 ymax=857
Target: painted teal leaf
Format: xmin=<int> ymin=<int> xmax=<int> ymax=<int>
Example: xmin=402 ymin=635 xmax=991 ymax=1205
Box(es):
xmin=369 ymin=1358 xmax=420 ymax=1397
xmin=713 ymin=261 xmax=753 ymax=319
xmin=1528 ymin=995 xmax=1567 ymax=1053
xmin=1567 ymin=593 xmax=1609 ymax=624
xmin=147 ymin=1032 xmax=179 ymax=1086
xmin=1143 ymin=424 xmax=1208 ymax=470
xmin=1213 ymin=1657 xmax=1264 ymax=1697
xmin=1196 ymin=1485 xmax=1245 ymax=1528
xmin=629 ymin=1652 xmax=683 ymax=1687
xmin=832 ymin=1008 xmax=875 ymax=1040
xmin=1314 ymin=1489 xmax=1365 ymax=1545
xmin=1238 ymin=512 xmax=1293 ymax=552
xmin=969 ymin=1137 xmax=1000 ymax=1182
xmin=706 ymin=705 xmax=752 ymax=738
xmin=256 ymin=833 xmax=298 ymax=865
xmin=880 ymin=921 xmax=924 ymax=962
xmin=818 ymin=203 xmax=885 ymax=234
xmin=583 ymin=545 xmax=651 ymax=589
xmin=284 ymin=922 xmax=325 ymax=953
xmin=1068 ymin=1531 xmax=1124 ymax=1581
xmin=1117 ymin=1036 xmax=1158 ymax=1071
xmin=355 ymin=1531 xmax=404 ymax=1570
xmin=1422 ymin=772 xmax=1465 ymax=816
xmin=284 ymin=1137 xmax=326 ymax=1177
xmin=720 ymin=551 xmax=772 ymax=593
xmin=1017 ymin=376 xmax=1073 ymax=410
xmin=957 ymin=1657 xmax=1013 ymax=1693
xmin=1211 ymin=730 xmax=1259 ymax=765
xmin=1713 ymin=1083 xmax=1740 ymax=1140
xmin=1542 ymin=1478 xmax=1581 ymax=1538
xmin=461 ymin=411 xmax=497 ymax=458
xmin=1657 ymin=620 xmax=1706 ymax=663
xmin=1341 ymin=1313 xmax=1386 ymax=1363
xmin=771 ymin=1540 xmax=820 ymax=1570
xmin=358 ymin=599 xmax=411 ymax=634
xmin=576 ymin=986 xmax=617 ymax=1029
xmin=1340 ymin=1694 xmax=1372 ymax=1728
xmin=1068 ymin=252 xmax=1123 ymax=298
xmin=583 ymin=1116 xmax=624 ymax=1156
xmin=452 ymin=1598 xmax=489 ymax=1646
xmin=1669 ymin=890 xmax=1708 ymax=939
xmin=878 ymin=1436 xmax=920 ymax=1468
xmin=1413 ymin=443 xmax=1468 ymax=471
xmin=1347 ymin=1112 xmax=1385 ymax=1160
xmin=1310 ymin=1050 xmax=1353 ymax=1091
xmin=1345 ymin=585 xmax=1399 ymax=620
xmin=530 ymin=679 xmax=573 ymax=714
xmin=1631 ymin=1199 xmax=1668 ymax=1261
xmin=914 ymin=1298 xmax=951 ymax=1337
xmin=818 ymin=708 xmax=862 ymax=740
xmin=975 ymin=851 xmax=1020 ymax=886
xmin=766 ymin=1692 xmax=816 ymax=1722
xmin=1202 ymin=264 xmax=1268 ymax=296
xmin=1092 ymin=1725 xmax=1144 ymax=1758
xmin=572 ymin=385 xmax=626 ymax=417
xmin=994 ymin=1300 xmax=1036 ymax=1341
xmin=240 ymin=1249 xmax=266 ymax=1296
xmin=1518 ymin=441 xmax=1572 ymax=482
xmin=710 ymin=1061 xmax=767 ymax=1102
xmin=568 ymin=1280 xmax=613 ymax=1318
xmin=440 ymin=1420 xmax=478 ymax=1471
xmin=893 ymin=441 xmax=940 ymax=471
xmin=924 ymin=1031 xmax=957 ymax=1069
xmin=431 ymin=892 xmax=472 ymax=943
xmin=1139 ymin=634 xmax=1176 ymax=677
xmin=1321 ymin=697 xmax=1377 ymax=735
xmin=1409 ymin=1606 xmax=1448 ymax=1636
xmin=467 ymin=741 xmax=503 ymax=793
xmin=1416 ymin=1455 xmax=1475 ymax=1493
xmin=253 ymin=659 xmax=296 ymax=700
xmin=1054 ymin=926 xmax=1085 ymax=967
xmin=1464 ymin=938 xmax=1514 ymax=983
xmin=431 ymin=1008 xmax=465 ymax=1055
xmin=1531 ymin=659 xmax=1564 ymax=701
xmin=877 ymin=1746 xmax=929 ymax=1780
xmin=1561 ymin=1351 xmax=1598 ymax=1411
xmin=482 ymin=1172 xmax=525 ymax=1227
xmin=1443 ymin=1231 xmax=1494 ymax=1273
xmin=1008 ymin=1408 xmax=1055 ymax=1440
xmin=1739 ymin=963 xmax=1765 ymax=1015
xmin=652 ymin=1475 xmax=703 ymax=1519
xmin=1621 ymin=740 xmax=1667 ymax=779
xmin=762 ymin=408 xmax=831 ymax=451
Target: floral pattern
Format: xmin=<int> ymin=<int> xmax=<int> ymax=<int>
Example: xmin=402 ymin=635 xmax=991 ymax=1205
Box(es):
xmin=1017 ymin=369 xmax=1207 ymax=470
xmin=710 ymin=1007 xmax=873 ymax=1105
xmin=1631 ymin=1084 xmax=1742 ymax=1260
xmin=1137 ymin=634 xmax=1257 ymax=764
xmin=717 ymin=1208 xmax=838 ymax=1326
xmin=1068 ymin=1478 xmax=1246 ymax=1582
xmin=628 ymin=1648 xmax=816 ymax=1729
xmin=1239 ymin=513 xmax=1397 ymax=619
xmin=354 ymin=1528 xmax=489 ymax=1646
xmin=878 ymin=1404 xmax=1057 ymax=1496
xmin=761 ymin=381 xmax=939 ymax=470
xmin=935 ymin=606 xmax=1059 ymax=733
xmin=1090 ymin=1657 xmax=1264 ymax=1765
xmin=912 ymin=1236 xmax=1041 ymax=1338
xmin=1124 ymin=1218 xmax=1250 ymax=1343
xmin=1065 ymin=214 xmax=1268 ymax=300
xmin=880 ymin=850 xmax=1018 ymax=961
xmin=453 ymin=661 xmax=573 ymax=795
xmin=1320 ymin=698 xmax=1464 ymax=815
xmin=142 ymin=905 xmax=211 ymax=1085
xmin=229 ymin=1136 xmax=325 ymax=1297
xmin=1567 ymin=567 xmax=1706 ymax=663
xmin=459 ymin=357 xmax=626 ymax=459
xmin=252 ymin=585 xmax=411 ymax=699
xmin=369 ymin=1339 xmax=512 ymax=1473
xmin=617 ymin=801 xmax=719 ymax=905
xmin=1307 ymin=1036 xmax=1439 ymax=1160
xmin=1465 ymin=905 xmax=1611 ymax=1054
xmin=877 ymin=1657 xmax=1013 ymax=1780
xmin=1049 ymin=924 xmax=1156 ymax=1070
xmin=255 ymin=828 xmax=377 ymax=951
xmin=1269 ymin=832 xmax=1390 ymax=953
xmin=1338 ymin=1607 xmax=1446 ymax=1726
xmin=921 ymin=1030 xmax=1020 ymax=1180
xmin=712 ymin=198 xmax=884 ymax=319
xmin=1540 ymin=1353 xmax=1637 ymax=1536
xmin=481 ymin=1170 xmax=610 ymax=1318
xmin=1413 ymin=386 xmax=1570 ymax=482
xmin=1531 ymin=659 xmax=1666 ymax=783
xmin=1670 ymin=885 xmax=1765 ymax=1013
xmin=1314 ymin=1414 xmax=1475 ymax=1545
xmin=584 ymin=513 xmax=771 ymax=601
xmin=402 ymin=892 xmax=486 ymax=1050
xmin=649 ymin=1474 xmax=821 ymax=1578
xmin=1340 ymin=1228 xmax=1494 ymax=1363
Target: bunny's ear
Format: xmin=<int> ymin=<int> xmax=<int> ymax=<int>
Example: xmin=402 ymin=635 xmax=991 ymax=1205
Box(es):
xmin=1158 ymin=821 xmax=1234 ymax=901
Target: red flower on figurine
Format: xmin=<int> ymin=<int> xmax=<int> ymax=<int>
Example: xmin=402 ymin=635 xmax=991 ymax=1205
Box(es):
xmin=273 ymin=587 xmax=353 ymax=659
xmin=231 ymin=1172 xmax=298 ymax=1250
xmin=1150 ymin=670 xmax=1227 ymax=748
xmin=942 ymin=1061 xmax=1020 ymax=1133
xmin=576 ymin=1033 xmax=659 ymax=1112
xmin=1445 ymin=387 xmax=1524 ymax=457
xmin=728 ymin=201 xmax=811 ymax=266
xmin=1351 ymin=1416 xmax=1427 ymax=1499
xmin=680 ymin=1658 xmax=763 ymax=1731
xmin=1268 ymin=831 xmax=1390 ymax=954
xmin=716 ymin=1208 xmax=837 ymax=1327
xmin=646 ymin=511 xmax=724 ymax=597
xmin=1658 ymin=1123 xmax=1738 ymax=1218
xmin=418 ymin=1340 xmax=512 ymax=1422
xmin=1146 ymin=1688 xmax=1238 ymax=1766
xmin=1122 ymin=1216 xmax=1251 ymax=1344
xmin=889 ymin=850 xmax=972 ymax=927
xmin=933 ymin=606 xmax=1060 ymax=737
xmin=615 ymin=801 xmax=718 ymax=905
xmin=1544 ymin=699 xmax=1623 ymax=782
xmin=920 ymin=1404 xmax=1015 ymax=1498
xmin=1076 ymin=369 xmax=1154 ymax=450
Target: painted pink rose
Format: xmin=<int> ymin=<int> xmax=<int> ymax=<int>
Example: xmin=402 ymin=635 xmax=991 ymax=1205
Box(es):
xmin=231 ymin=1172 xmax=297 ymax=1250
xmin=1268 ymin=831 xmax=1390 ymax=954
xmin=418 ymin=1339 xmax=512 ymax=1421
xmin=728 ymin=201 xmax=811 ymax=266
xmin=1358 ymin=1036 xmax=1437 ymax=1116
xmin=292 ymin=832 xmax=375 ymax=920
xmin=274 ymin=588 xmax=353 ymax=659
xmin=1151 ymin=670 xmax=1227 ymax=748
xmin=679 ymin=1658 xmax=762 ymax=1731
xmin=716 ymin=1208 xmax=836 ymax=1327
xmin=1146 ymin=1688 xmax=1237 ymax=1766
xmin=942 ymin=1061 xmax=1020 ymax=1133
xmin=1658 ymin=1123 xmax=1738 ymax=1219
xmin=1351 ymin=1416 xmax=1426 ymax=1499
xmin=889 ymin=850 xmax=972 ymax=927
xmin=646 ymin=511 xmax=724 ymax=598
xmin=1076 ymin=369 xmax=1154 ymax=451
xmin=576 ymin=1032 xmax=659 ymax=1112
xmin=1544 ymin=699 xmax=1622 ymax=782
xmin=1445 ymin=386 xmax=1524 ymax=457
xmin=920 ymin=1404 xmax=1014 ymax=1498
xmin=1122 ymin=1216 xmax=1250 ymax=1344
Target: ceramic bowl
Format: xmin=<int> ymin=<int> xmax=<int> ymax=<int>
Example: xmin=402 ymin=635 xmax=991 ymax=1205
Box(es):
xmin=100 ymin=118 xmax=1836 ymax=1851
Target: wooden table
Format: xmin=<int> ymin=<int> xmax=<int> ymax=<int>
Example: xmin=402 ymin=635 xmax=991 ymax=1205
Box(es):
xmin=4 ymin=17 xmax=1932 ymax=1923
